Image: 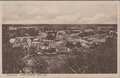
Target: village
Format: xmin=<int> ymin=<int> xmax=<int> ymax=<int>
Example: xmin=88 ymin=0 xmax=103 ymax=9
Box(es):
xmin=2 ymin=24 xmax=117 ymax=74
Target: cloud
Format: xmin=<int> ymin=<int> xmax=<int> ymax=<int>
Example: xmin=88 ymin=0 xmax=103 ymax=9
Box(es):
xmin=78 ymin=13 xmax=117 ymax=24
xmin=53 ymin=13 xmax=82 ymax=24
xmin=3 ymin=13 xmax=117 ymax=24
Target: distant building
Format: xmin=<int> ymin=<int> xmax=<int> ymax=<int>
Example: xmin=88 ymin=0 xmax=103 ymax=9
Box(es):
xmin=97 ymin=26 xmax=116 ymax=32
xmin=8 ymin=26 xmax=18 ymax=30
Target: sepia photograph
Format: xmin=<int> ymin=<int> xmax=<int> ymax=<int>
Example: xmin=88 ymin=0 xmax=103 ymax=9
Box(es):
xmin=1 ymin=1 xmax=118 ymax=75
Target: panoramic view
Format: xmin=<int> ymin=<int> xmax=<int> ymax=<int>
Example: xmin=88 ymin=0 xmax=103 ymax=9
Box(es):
xmin=2 ymin=24 xmax=117 ymax=73
xmin=2 ymin=1 xmax=117 ymax=74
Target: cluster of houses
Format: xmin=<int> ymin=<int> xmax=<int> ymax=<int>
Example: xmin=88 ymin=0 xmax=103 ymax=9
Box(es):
xmin=3 ymin=24 xmax=117 ymax=54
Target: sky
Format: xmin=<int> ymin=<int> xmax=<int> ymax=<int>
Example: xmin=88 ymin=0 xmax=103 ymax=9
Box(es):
xmin=2 ymin=1 xmax=118 ymax=24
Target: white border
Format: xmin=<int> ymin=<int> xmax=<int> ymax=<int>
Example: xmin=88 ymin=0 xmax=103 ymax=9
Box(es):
xmin=0 ymin=1 xmax=119 ymax=78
